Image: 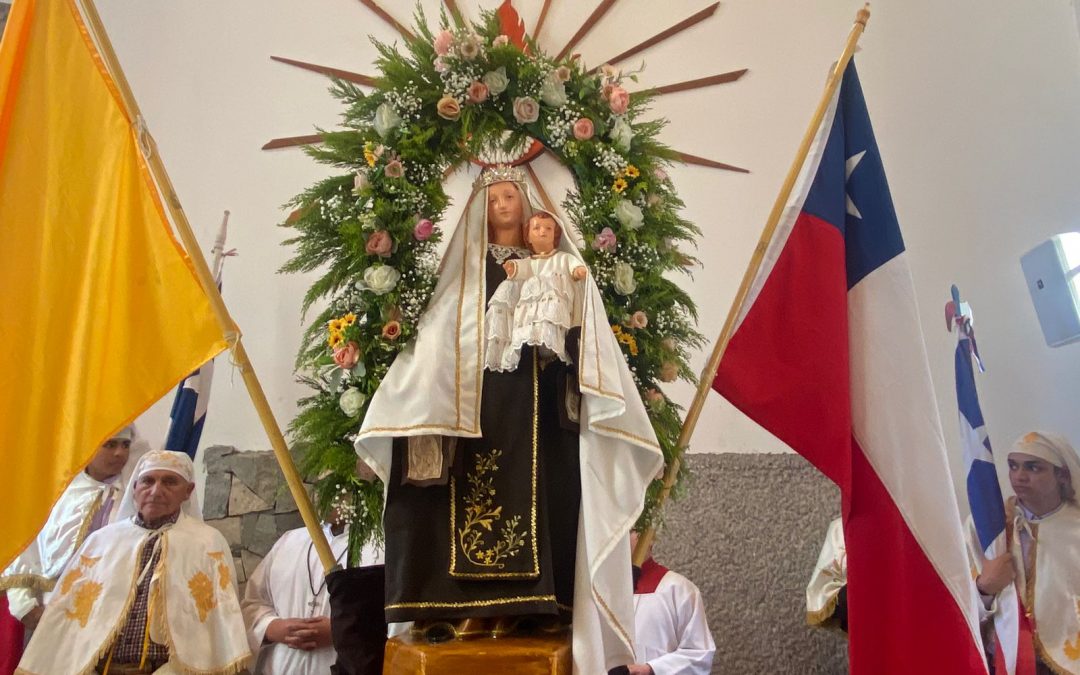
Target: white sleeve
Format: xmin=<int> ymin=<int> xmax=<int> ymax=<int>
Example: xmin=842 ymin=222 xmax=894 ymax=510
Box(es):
xmin=645 ymin=576 xmax=716 ymax=675
xmin=241 ymin=541 xmax=282 ymax=653
xmin=6 ymin=586 xmax=40 ymax=620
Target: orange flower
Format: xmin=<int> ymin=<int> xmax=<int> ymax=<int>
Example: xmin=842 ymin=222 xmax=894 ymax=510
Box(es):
xmin=382 ymin=320 xmax=402 ymax=341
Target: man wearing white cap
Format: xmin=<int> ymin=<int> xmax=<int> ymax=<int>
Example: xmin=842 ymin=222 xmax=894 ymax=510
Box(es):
xmin=17 ymin=450 xmax=251 ymax=675
xmin=973 ymin=431 xmax=1080 ymax=674
xmin=1 ymin=426 xmax=140 ymax=633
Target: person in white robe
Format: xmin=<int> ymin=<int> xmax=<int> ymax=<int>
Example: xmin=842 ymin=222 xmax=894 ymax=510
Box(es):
xmin=16 ymin=450 xmax=251 ymax=675
xmin=619 ymin=531 xmax=714 ymax=675
xmin=970 ymin=431 xmax=1080 ymax=675
xmin=2 ymin=426 xmax=143 ymax=631
xmin=805 ymin=517 xmax=848 ymax=632
xmin=242 ymin=520 xmax=384 ymax=675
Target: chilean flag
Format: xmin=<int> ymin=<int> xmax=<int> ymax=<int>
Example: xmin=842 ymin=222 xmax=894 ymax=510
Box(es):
xmin=712 ymin=61 xmax=987 ymax=673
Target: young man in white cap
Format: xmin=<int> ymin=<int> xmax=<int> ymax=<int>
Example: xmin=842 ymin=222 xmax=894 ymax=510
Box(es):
xmin=17 ymin=450 xmax=251 ymax=675
xmin=973 ymin=431 xmax=1080 ymax=674
xmin=1 ymin=425 xmax=139 ymax=632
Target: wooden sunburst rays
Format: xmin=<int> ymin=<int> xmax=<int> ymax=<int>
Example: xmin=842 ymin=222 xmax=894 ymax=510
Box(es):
xmin=263 ymin=0 xmax=748 ymax=174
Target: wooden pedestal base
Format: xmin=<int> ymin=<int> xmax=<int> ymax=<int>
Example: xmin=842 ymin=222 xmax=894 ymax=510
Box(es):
xmin=383 ymin=632 xmax=572 ymax=675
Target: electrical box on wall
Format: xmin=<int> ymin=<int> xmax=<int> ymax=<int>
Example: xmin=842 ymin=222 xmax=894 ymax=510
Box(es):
xmin=1021 ymin=234 xmax=1080 ymax=347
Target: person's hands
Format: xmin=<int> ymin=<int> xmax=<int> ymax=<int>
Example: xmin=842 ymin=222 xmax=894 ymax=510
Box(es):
xmin=627 ymin=665 xmax=654 ymax=675
xmin=572 ymin=266 xmax=587 ymax=281
xmin=265 ymin=617 xmax=327 ymax=651
xmin=976 ymin=553 xmax=1016 ymax=596
xmin=21 ymin=605 xmax=44 ymax=630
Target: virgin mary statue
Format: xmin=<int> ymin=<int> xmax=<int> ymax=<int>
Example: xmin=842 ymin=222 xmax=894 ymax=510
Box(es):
xmin=355 ymin=165 xmax=663 ymax=673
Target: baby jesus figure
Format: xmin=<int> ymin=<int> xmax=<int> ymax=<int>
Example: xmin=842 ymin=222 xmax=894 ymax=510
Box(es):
xmin=485 ymin=211 xmax=588 ymax=373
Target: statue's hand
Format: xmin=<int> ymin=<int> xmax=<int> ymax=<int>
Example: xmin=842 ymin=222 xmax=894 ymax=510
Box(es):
xmin=572 ymin=266 xmax=587 ymax=281
xmin=503 ymin=260 xmax=517 ymax=277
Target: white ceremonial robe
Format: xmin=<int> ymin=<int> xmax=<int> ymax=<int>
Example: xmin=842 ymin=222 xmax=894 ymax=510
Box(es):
xmin=242 ymin=526 xmax=383 ymax=675
xmin=1 ymin=472 xmax=123 ymax=620
xmin=805 ymin=517 xmax=846 ymax=626
xmin=16 ymin=512 xmax=250 ymax=675
xmin=632 ymin=563 xmax=715 ymax=675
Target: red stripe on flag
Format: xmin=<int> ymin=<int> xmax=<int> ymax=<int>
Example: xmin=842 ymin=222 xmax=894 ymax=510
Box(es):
xmin=847 ymin=438 xmax=987 ymax=672
xmin=713 ymin=214 xmax=851 ymax=490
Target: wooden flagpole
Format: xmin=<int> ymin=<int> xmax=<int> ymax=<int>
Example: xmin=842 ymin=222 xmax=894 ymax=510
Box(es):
xmin=633 ymin=4 xmax=872 ymax=565
xmin=77 ymin=0 xmax=339 ymax=572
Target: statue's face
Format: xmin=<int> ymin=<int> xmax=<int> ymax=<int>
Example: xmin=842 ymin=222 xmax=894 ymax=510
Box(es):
xmin=487 ymin=182 xmax=523 ymax=230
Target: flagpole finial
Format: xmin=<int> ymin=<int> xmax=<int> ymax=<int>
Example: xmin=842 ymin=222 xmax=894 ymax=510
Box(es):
xmin=856 ymin=4 xmax=870 ymax=28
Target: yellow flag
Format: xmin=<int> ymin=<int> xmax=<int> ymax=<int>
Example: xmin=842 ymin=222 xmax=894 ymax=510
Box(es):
xmin=0 ymin=0 xmax=228 ymax=569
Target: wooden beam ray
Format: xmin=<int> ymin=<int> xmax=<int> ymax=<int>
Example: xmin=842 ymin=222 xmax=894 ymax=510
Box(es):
xmin=555 ymin=0 xmax=618 ymax=62
xmin=633 ymin=69 xmax=747 ymax=97
xmin=357 ymin=0 xmax=416 ymax=42
xmin=524 ymin=163 xmax=559 ymax=217
xmin=271 ymin=56 xmax=376 ymax=87
xmin=442 ymin=0 xmax=465 ymax=28
xmin=673 ymin=150 xmax=749 ymax=174
xmin=533 ymin=0 xmax=554 ymax=45
xmin=592 ymin=2 xmax=718 ymax=71
xmin=262 ymin=134 xmax=324 ymax=151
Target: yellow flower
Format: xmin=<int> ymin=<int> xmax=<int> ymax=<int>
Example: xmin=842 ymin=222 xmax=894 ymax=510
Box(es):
xmin=611 ymin=324 xmax=624 ymax=335
xmin=342 ymin=313 xmax=357 ymax=326
xmin=328 ymin=332 xmax=344 ymax=348
xmin=328 ymin=319 xmax=344 ymax=333
xmin=624 ymin=165 xmax=640 ymax=178
xmin=363 ymin=142 xmax=377 ymax=168
xmin=612 ymin=177 xmax=628 ymax=193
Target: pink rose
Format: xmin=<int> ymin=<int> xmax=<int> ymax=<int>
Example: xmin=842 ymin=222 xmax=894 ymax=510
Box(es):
xmin=467 ymin=81 xmax=489 ymax=104
xmin=555 ymin=65 xmax=572 ymax=82
xmin=592 ymin=227 xmax=617 ymax=252
xmin=609 ymin=86 xmax=630 ymax=115
xmin=437 ymin=95 xmax=461 ymax=121
xmin=660 ymin=337 xmax=677 ymax=352
xmin=333 ymin=341 xmax=361 ymax=369
xmin=512 ymin=96 xmax=539 ymax=124
xmin=365 ymin=230 xmax=393 ymax=257
xmin=433 ymin=30 xmax=453 ymax=56
xmin=601 ymin=83 xmax=615 ymax=101
xmin=383 ymin=159 xmax=404 ymax=178
xmin=572 ymin=117 xmax=594 ymax=141
xmin=653 ymin=167 xmax=668 ymax=182
xmin=413 ymin=218 xmax=434 ymax=241
xmin=458 ymin=34 xmax=481 ymax=60
xmin=659 ymin=361 xmax=679 ymax=383
xmin=381 ymin=320 xmax=402 ymax=341
xmin=629 ymin=311 xmax=648 ymax=329
xmin=492 ymin=35 xmax=509 ymax=47
xmin=644 ymin=388 xmax=665 ymax=411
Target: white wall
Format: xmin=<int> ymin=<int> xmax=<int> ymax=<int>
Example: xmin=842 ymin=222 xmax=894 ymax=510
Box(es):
xmin=97 ymin=1 xmax=1080 ymax=492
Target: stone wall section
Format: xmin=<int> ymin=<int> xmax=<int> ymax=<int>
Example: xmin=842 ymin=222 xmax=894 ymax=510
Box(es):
xmin=202 ymin=446 xmax=310 ymax=594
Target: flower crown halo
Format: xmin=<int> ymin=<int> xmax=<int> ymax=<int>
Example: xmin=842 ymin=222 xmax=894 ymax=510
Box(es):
xmin=474 ymin=164 xmax=527 ymax=190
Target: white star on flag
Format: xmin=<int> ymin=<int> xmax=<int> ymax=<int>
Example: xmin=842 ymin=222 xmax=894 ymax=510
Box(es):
xmin=845 ymin=150 xmax=866 ymax=219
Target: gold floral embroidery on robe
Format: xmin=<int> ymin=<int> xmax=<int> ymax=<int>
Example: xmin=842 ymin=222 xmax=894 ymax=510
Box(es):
xmin=1064 ymin=599 xmax=1080 ymax=661
xmin=457 ymin=448 xmax=527 ymax=569
xmin=59 ymin=568 xmax=84 ymax=595
xmin=79 ymin=554 xmax=101 ymax=568
xmin=209 ymin=551 xmax=231 ymax=590
xmin=188 ymin=571 xmax=217 ymax=622
xmin=64 ymin=580 xmax=103 ymax=628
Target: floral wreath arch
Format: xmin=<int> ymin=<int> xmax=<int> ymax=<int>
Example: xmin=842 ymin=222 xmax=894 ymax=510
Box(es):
xmin=283 ymin=6 xmax=705 ymax=564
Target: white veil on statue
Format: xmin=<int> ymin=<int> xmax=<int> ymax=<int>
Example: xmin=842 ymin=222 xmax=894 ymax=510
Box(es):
xmin=356 ymin=166 xmax=663 ymax=673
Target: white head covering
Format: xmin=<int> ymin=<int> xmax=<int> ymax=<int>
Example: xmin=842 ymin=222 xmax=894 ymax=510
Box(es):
xmin=116 ymin=449 xmax=202 ymax=520
xmin=1010 ymin=431 xmax=1079 ymax=500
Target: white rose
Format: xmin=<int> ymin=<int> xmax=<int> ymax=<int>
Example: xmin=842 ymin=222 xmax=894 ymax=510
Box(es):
xmin=362 ymin=265 xmax=400 ymax=295
xmin=614 ymin=199 xmax=644 ymax=230
xmin=482 ymin=67 xmax=509 ymax=96
xmin=540 ymin=73 xmax=567 ymax=107
xmin=339 ymin=388 xmax=367 ymax=417
xmin=610 ymin=117 xmax=633 ymax=152
xmin=373 ymin=102 xmax=401 ymax=139
xmin=613 ymin=262 xmax=637 ymax=296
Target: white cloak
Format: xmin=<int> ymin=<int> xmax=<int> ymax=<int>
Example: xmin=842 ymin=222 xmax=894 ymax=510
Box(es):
xmin=16 ymin=513 xmax=250 ymax=675
xmin=356 ymin=177 xmax=664 ymax=674
xmin=805 ymin=517 xmax=846 ymax=627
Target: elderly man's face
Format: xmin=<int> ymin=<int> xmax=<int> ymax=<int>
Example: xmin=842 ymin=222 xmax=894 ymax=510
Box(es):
xmin=134 ymin=470 xmax=194 ymax=522
xmin=1008 ymin=452 xmax=1065 ymax=514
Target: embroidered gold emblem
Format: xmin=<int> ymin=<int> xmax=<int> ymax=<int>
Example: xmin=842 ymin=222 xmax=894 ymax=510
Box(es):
xmin=207 ymin=551 xmax=231 ymax=589
xmin=821 ymin=551 xmax=846 ymax=582
xmin=1065 ymin=600 xmax=1080 ymax=661
xmin=188 ymin=571 xmax=217 ymax=622
xmin=59 ymin=568 xmax=84 ymax=595
xmin=457 ymin=448 xmax=527 ymax=569
xmin=79 ymin=554 xmax=101 ymax=568
xmin=64 ymin=580 xmax=102 ymax=627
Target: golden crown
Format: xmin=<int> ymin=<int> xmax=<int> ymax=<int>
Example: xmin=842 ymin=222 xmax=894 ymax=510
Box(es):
xmin=474 ymin=164 xmax=527 ymax=190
